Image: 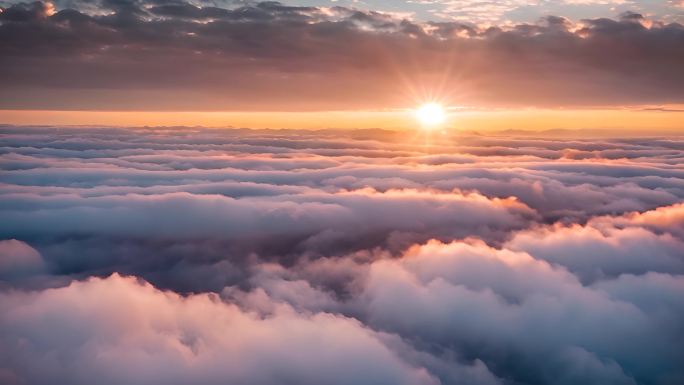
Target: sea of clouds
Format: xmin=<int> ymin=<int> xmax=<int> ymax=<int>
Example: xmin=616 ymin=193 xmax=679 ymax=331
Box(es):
xmin=1 ymin=126 xmax=683 ymax=385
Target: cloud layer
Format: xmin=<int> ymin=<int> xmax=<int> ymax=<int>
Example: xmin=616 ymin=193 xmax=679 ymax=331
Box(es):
xmin=1 ymin=126 xmax=683 ymax=385
xmin=1 ymin=1 xmax=683 ymax=109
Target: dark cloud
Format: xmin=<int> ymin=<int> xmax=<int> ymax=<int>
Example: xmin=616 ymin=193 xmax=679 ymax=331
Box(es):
xmin=0 ymin=1 xmax=683 ymax=109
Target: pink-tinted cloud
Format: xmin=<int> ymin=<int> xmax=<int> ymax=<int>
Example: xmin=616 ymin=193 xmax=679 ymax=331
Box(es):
xmin=0 ymin=239 xmax=45 ymax=280
xmin=507 ymin=209 xmax=684 ymax=282
xmin=0 ymin=273 xmax=454 ymax=385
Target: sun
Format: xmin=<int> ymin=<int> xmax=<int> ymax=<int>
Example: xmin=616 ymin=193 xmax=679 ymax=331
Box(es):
xmin=415 ymin=103 xmax=446 ymax=127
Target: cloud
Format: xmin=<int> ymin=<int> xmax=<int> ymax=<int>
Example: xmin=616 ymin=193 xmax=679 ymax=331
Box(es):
xmin=1 ymin=126 xmax=683 ymax=384
xmin=1 ymin=126 xmax=683 ymax=292
xmin=245 ymin=239 xmax=684 ymax=384
xmin=605 ymin=202 xmax=684 ymax=240
xmin=0 ymin=239 xmax=45 ymax=281
xmin=354 ymin=241 xmax=651 ymax=384
xmin=0 ymin=1 xmax=683 ymax=109
xmin=506 ymin=208 xmax=684 ymax=283
xmin=2 ymin=238 xmax=683 ymax=385
xmin=0 ymin=273 xmax=502 ymax=385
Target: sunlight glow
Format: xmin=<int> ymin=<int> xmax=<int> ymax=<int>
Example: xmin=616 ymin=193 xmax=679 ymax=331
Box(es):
xmin=415 ymin=103 xmax=446 ymax=127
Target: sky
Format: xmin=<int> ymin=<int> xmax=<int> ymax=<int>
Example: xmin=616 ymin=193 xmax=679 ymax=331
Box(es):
xmin=1 ymin=2 xmax=684 ymax=385
xmin=0 ymin=0 xmax=683 ymax=128
xmin=289 ymin=0 xmax=684 ymax=23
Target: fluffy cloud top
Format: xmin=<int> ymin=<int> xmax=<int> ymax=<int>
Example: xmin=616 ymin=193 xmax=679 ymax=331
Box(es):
xmin=0 ymin=273 xmax=443 ymax=385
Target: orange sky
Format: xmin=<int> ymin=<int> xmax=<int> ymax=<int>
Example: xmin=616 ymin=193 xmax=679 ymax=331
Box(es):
xmin=1 ymin=108 xmax=682 ymax=133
